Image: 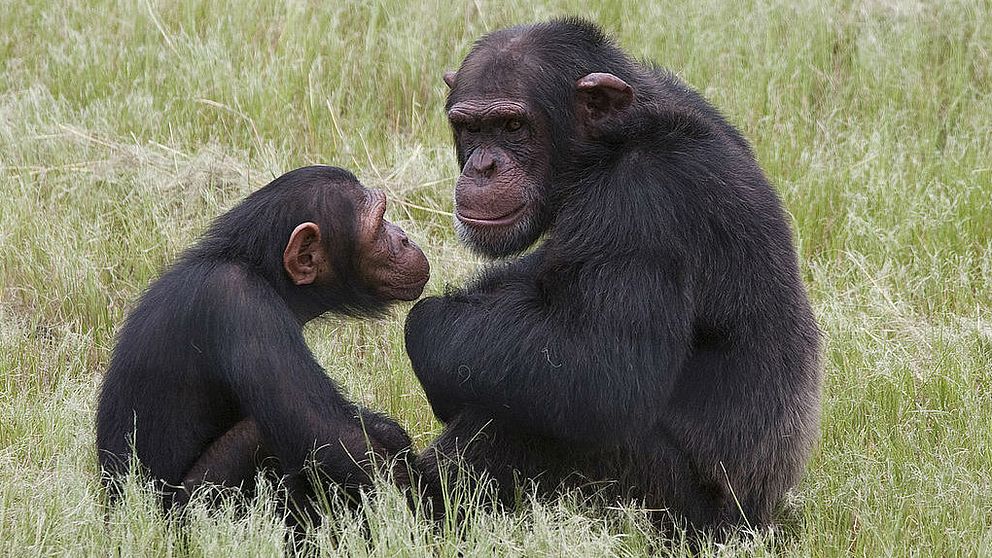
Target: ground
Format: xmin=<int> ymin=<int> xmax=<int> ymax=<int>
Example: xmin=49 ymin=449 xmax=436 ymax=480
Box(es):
xmin=0 ymin=1 xmax=990 ymax=556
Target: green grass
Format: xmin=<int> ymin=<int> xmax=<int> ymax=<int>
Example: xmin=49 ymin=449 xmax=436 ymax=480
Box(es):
xmin=1 ymin=0 xmax=990 ymax=555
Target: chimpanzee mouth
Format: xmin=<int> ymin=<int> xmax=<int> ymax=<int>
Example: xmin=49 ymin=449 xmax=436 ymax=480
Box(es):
xmin=390 ymin=276 xmax=430 ymax=299
xmin=384 ymin=281 xmax=427 ymax=301
xmin=456 ymin=203 xmax=528 ymax=228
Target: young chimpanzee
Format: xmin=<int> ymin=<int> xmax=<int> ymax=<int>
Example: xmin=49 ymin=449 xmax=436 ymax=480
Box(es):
xmin=96 ymin=166 xmax=430 ymax=521
xmin=405 ymin=19 xmax=822 ymax=537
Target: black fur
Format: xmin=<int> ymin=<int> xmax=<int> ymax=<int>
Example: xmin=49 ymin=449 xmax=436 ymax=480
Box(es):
xmin=405 ymin=19 xmax=822 ymax=534
xmin=96 ymin=166 xmax=412 ymax=518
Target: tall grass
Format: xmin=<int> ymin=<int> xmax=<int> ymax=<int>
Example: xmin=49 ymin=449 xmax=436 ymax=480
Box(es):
xmin=1 ymin=0 xmax=990 ymax=556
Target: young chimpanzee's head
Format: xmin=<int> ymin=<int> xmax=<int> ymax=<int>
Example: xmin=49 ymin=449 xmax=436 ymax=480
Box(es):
xmin=200 ymin=166 xmax=430 ymax=321
xmin=442 ymin=19 xmax=636 ymax=258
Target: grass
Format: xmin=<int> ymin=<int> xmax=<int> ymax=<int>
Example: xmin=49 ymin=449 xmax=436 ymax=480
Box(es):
xmin=1 ymin=0 xmax=990 ymax=555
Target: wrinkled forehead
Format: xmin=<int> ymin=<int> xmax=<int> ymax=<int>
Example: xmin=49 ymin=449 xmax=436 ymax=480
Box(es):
xmin=363 ymin=187 xmax=385 ymax=213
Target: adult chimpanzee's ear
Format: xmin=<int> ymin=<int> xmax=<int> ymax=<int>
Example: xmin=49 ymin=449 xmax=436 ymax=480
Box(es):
xmin=576 ymin=72 xmax=633 ymax=124
xmin=283 ymin=222 xmax=327 ymax=286
xmin=443 ymin=70 xmax=457 ymax=89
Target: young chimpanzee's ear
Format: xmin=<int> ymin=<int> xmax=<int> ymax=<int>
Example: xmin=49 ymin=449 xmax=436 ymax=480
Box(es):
xmin=443 ymin=70 xmax=457 ymax=89
xmin=575 ymin=72 xmax=633 ymax=125
xmin=283 ymin=222 xmax=327 ymax=286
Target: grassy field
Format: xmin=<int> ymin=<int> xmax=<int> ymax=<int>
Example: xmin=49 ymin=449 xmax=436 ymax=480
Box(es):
xmin=1 ymin=0 xmax=990 ymax=556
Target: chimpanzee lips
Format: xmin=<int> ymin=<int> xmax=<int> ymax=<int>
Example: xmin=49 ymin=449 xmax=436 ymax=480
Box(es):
xmin=456 ymin=203 xmax=527 ymax=227
xmin=388 ymin=277 xmax=429 ymax=301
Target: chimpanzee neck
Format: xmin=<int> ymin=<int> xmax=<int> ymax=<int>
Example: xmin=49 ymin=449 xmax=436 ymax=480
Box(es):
xmin=272 ymin=283 xmax=326 ymax=325
xmin=274 ymin=276 xmax=391 ymax=324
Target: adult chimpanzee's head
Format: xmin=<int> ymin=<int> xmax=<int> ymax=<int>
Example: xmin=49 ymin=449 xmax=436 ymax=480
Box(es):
xmin=198 ymin=166 xmax=430 ymax=321
xmin=443 ymin=19 xmax=636 ymax=257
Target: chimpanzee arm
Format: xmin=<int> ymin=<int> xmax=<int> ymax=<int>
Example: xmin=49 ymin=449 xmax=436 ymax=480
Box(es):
xmin=405 ymin=257 xmax=693 ymax=444
xmin=403 ymin=256 xmax=539 ymax=422
xmin=448 ymin=251 xmax=544 ymax=298
xmin=208 ymin=272 xmax=385 ymax=486
xmin=354 ymin=407 xmax=413 ymax=455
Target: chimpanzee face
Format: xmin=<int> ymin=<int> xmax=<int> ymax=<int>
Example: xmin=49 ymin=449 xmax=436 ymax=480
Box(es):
xmin=354 ymin=189 xmax=430 ymax=301
xmin=443 ymin=60 xmax=554 ymax=258
xmin=442 ymin=34 xmax=634 ymax=259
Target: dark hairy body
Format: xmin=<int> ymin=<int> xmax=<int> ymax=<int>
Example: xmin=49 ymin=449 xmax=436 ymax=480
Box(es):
xmin=405 ymin=19 xmax=822 ymax=534
xmin=96 ymin=166 xmax=429 ymax=522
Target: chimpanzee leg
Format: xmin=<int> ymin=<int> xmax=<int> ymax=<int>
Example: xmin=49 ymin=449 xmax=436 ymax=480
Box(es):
xmin=174 ymin=418 xmax=270 ymax=506
xmin=616 ymin=438 xmax=736 ymax=540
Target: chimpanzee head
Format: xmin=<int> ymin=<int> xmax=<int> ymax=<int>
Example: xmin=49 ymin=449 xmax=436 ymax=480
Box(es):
xmin=443 ymin=19 xmax=635 ymax=257
xmin=202 ymin=166 xmax=430 ymax=321
xmin=280 ymin=182 xmax=428 ymax=300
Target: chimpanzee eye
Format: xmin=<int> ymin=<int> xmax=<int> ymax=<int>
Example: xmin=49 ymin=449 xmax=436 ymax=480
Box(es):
xmin=464 ymin=122 xmax=481 ymax=134
xmin=505 ymin=119 xmax=522 ymax=132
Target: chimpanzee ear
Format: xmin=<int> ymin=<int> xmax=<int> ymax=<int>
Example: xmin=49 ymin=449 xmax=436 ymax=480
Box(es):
xmin=575 ymin=72 xmax=633 ymax=124
xmin=283 ymin=222 xmax=326 ymax=286
xmin=443 ymin=70 xmax=457 ymax=89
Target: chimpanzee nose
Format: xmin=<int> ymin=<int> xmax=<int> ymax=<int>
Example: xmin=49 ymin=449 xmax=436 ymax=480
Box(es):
xmin=467 ymin=150 xmax=497 ymax=178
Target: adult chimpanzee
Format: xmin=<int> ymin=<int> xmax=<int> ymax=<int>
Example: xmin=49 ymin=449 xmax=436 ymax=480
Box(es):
xmin=96 ymin=166 xmax=430 ymax=520
xmin=404 ymin=19 xmax=822 ymax=535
